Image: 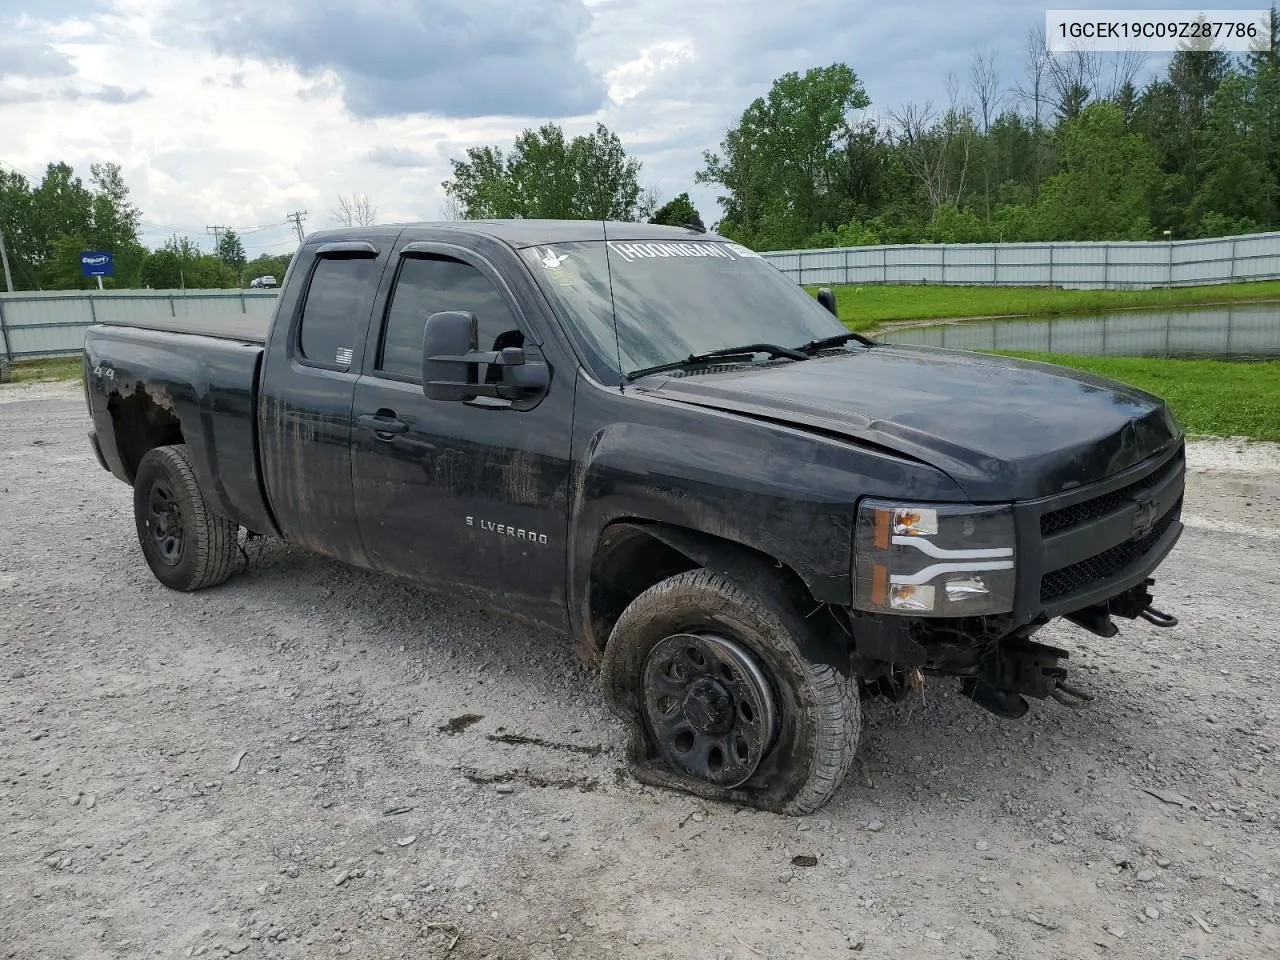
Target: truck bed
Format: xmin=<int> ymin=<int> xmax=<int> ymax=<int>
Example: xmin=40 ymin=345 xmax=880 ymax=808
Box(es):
xmin=99 ymin=312 xmax=268 ymax=343
xmin=83 ymin=324 xmax=277 ymax=537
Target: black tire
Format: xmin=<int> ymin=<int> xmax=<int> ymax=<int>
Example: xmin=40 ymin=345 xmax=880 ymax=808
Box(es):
xmin=133 ymin=444 xmax=239 ymax=591
xmin=601 ymin=568 xmax=860 ymax=815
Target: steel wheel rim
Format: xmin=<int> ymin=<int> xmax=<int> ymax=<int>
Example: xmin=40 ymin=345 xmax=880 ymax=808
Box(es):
xmin=147 ymin=479 xmax=184 ymax=566
xmin=642 ymin=632 xmax=778 ymax=788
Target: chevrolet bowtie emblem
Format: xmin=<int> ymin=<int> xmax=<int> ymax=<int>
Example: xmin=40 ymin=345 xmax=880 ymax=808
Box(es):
xmin=1131 ymin=497 xmax=1160 ymax=538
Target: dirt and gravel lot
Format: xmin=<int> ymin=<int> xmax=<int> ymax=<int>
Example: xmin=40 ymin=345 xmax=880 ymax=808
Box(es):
xmin=2 ymin=380 xmax=1278 ymax=960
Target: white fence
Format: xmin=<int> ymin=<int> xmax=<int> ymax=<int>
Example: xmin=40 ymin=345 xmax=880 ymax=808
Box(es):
xmin=6 ymin=231 xmax=1280 ymax=360
xmin=878 ymin=303 xmax=1280 ymax=358
xmin=759 ymin=230 xmax=1280 ymax=289
xmin=0 ymin=289 xmax=278 ymax=359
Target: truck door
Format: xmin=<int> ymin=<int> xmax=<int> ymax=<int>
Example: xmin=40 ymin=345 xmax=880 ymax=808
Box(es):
xmin=258 ymin=239 xmax=390 ymax=565
xmin=350 ymin=240 xmax=573 ymax=627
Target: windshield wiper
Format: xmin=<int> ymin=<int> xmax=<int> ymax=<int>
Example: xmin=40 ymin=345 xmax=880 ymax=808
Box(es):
xmin=792 ymin=331 xmax=876 ymax=353
xmin=626 ymin=343 xmax=810 ymax=381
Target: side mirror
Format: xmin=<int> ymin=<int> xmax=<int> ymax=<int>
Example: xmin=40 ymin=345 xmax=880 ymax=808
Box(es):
xmin=422 ymin=310 xmax=550 ymax=404
xmin=817 ymin=287 xmax=838 ymax=317
xmin=422 ymin=310 xmax=478 ymax=401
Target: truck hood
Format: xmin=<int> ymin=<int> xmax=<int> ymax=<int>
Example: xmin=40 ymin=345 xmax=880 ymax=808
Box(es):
xmin=638 ymin=345 xmax=1181 ymax=501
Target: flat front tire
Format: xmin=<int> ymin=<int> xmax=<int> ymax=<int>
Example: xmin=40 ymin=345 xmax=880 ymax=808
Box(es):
xmin=133 ymin=444 xmax=239 ymax=591
xmin=602 ymin=568 xmax=860 ymax=815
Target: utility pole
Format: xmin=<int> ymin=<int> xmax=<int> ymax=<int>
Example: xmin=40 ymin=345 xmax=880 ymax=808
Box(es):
xmin=285 ymin=210 xmax=308 ymax=243
xmin=0 ymin=229 xmax=13 ymax=293
xmin=207 ymin=225 xmax=227 ymax=254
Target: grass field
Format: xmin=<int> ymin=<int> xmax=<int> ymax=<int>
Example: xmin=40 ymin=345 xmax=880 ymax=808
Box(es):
xmin=807 ymin=279 xmax=1280 ymax=330
xmin=7 ymin=357 xmax=81 ymax=383
xmin=995 ymin=352 xmax=1280 ymax=441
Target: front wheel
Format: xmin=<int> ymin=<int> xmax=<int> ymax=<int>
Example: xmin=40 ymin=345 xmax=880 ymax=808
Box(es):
xmin=133 ymin=444 xmax=240 ymax=591
xmin=601 ymin=569 xmax=860 ymax=815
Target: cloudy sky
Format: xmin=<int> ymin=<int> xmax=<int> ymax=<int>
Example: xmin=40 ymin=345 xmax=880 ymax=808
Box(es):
xmin=0 ymin=0 xmax=1179 ymax=256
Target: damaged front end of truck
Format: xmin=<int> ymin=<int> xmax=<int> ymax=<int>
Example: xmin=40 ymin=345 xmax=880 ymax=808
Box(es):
xmin=849 ymin=441 xmax=1185 ymax=718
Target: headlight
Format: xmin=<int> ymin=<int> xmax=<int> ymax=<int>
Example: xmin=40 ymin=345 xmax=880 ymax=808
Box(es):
xmin=854 ymin=500 xmax=1016 ymax=616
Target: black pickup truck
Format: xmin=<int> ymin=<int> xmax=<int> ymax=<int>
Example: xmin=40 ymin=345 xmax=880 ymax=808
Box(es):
xmin=83 ymin=221 xmax=1185 ymax=813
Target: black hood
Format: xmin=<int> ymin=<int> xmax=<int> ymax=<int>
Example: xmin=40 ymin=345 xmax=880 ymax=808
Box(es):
xmin=638 ymin=345 xmax=1182 ymax=501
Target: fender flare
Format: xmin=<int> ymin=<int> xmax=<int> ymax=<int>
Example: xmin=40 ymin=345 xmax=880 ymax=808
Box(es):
xmin=612 ymin=521 xmax=854 ymax=673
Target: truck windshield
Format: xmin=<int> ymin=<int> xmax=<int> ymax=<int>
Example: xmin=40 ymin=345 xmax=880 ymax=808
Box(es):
xmin=518 ymin=240 xmax=852 ymax=380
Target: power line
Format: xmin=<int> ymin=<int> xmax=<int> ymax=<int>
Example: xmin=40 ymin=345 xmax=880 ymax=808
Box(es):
xmin=250 ymin=238 xmax=300 ymax=250
xmin=285 ymin=210 xmax=308 ymax=243
xmin=0 ymin=158 xmax=41 ymax=180
xmin=207 ymin=224 xmax=228 ymax=251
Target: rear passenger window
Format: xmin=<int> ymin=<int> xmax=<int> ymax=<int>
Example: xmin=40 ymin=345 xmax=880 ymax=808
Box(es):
xmin=379 ymin=255 xmax=523 ymax=380
xmin=298 ymin=257 xmax=377 ymax=368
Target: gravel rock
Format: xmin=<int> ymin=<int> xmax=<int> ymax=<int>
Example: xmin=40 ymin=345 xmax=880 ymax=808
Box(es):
xmin=2 ymin=394 xmax=1276 ymax=960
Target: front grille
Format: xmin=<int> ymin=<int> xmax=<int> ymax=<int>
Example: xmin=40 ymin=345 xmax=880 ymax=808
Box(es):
xmin=1040 ymin=497 xmax=1181 ymax=603
xmin=1040 ymin=449 xmax=1184 ymax=537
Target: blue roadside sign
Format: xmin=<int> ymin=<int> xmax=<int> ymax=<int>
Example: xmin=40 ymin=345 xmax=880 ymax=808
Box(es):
xmin=81 ymin=250 xmax=114 ymax=276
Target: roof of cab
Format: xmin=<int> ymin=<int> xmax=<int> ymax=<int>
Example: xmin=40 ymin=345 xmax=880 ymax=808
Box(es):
xmin=305 ymin=219 xmax=726 ymax=250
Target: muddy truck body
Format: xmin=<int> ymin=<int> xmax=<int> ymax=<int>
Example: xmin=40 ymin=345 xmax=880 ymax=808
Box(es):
xmin=83 ymin=221 xmax=1185 ymax=813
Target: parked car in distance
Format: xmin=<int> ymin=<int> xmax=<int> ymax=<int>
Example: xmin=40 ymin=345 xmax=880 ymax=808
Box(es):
xmin=248 ymin=275 xmax=277 ymax=289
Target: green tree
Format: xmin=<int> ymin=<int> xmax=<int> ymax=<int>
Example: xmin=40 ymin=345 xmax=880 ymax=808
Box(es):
xmin=648 ymin=192 xmax=704 ymax=230
xmin=141 ymin=236 xmax=236 ymax=289
xmin=1246 ymin=6 xmax=1279 ymax=74
xmin=443 ymin=122 xmax=647 ymax=221
xmin=1032 ymin=102 xmax=1160 ymax=240
xmin=217 ymin=229 xmax=247 ymax=272
xmin=1135 ymin=39 xmax=1233 ymax=233
xmin=926 ymin=203 xmax=991 ymax=243
xmin=1192 ymin=73 xmax=1278 ymax=231
xmin=0 ymin=161 xmax=144 ymax=289
xmin=88 ymin=163 xmax=140 ymax=247
xmin=0 ymin=169 xmax=38 ymax=288
xmin=29 ymin=163 xmax=94 ymax=286
xmin=697 ymin=64 xmax=872 ymax=248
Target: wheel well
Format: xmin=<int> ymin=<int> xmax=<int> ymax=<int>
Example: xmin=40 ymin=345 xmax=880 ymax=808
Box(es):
xmin=107 ymin=383 xmax=184 ymax=483
xmin=586 ymin=521 xmax=825 ymax=658
xmin=587 ymin=524 xmax=699 ymax=655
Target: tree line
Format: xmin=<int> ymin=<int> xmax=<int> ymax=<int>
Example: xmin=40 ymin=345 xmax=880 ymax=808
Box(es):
xmin=0 ymin=163 xmax=297 ymax=292
xmin=446 ymin=9 xmax=1280 ymax=250
xmin=3 ymin=13 xmax=1277 ymax=293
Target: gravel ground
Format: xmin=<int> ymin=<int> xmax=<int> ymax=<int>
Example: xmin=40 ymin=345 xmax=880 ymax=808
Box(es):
xmin=2 ymin=381 xmax=1278 ymax=960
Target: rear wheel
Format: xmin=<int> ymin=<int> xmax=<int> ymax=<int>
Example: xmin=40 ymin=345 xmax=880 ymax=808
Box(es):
xmin=602 ymin=568 xmax=860 ymax=815
xmin=133 ymin=444 xmax=239 ymax=591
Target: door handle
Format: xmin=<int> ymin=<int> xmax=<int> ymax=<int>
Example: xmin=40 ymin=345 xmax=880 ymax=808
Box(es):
xmin=357 ymin=411 xmax=409 ymax=437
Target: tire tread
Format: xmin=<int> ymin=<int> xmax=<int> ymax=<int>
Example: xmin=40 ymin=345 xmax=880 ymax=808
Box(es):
xmin=604 ymin=568 xmax=860 ymax=815
xmin=134 ymin=444 xmax=239 ymax=591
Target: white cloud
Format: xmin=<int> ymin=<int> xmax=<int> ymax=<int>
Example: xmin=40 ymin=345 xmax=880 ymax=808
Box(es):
xmin=0 ymin=0 xmax=1177 ymax=251
xmin=606 ymin=39 xmax=695 ymax=103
